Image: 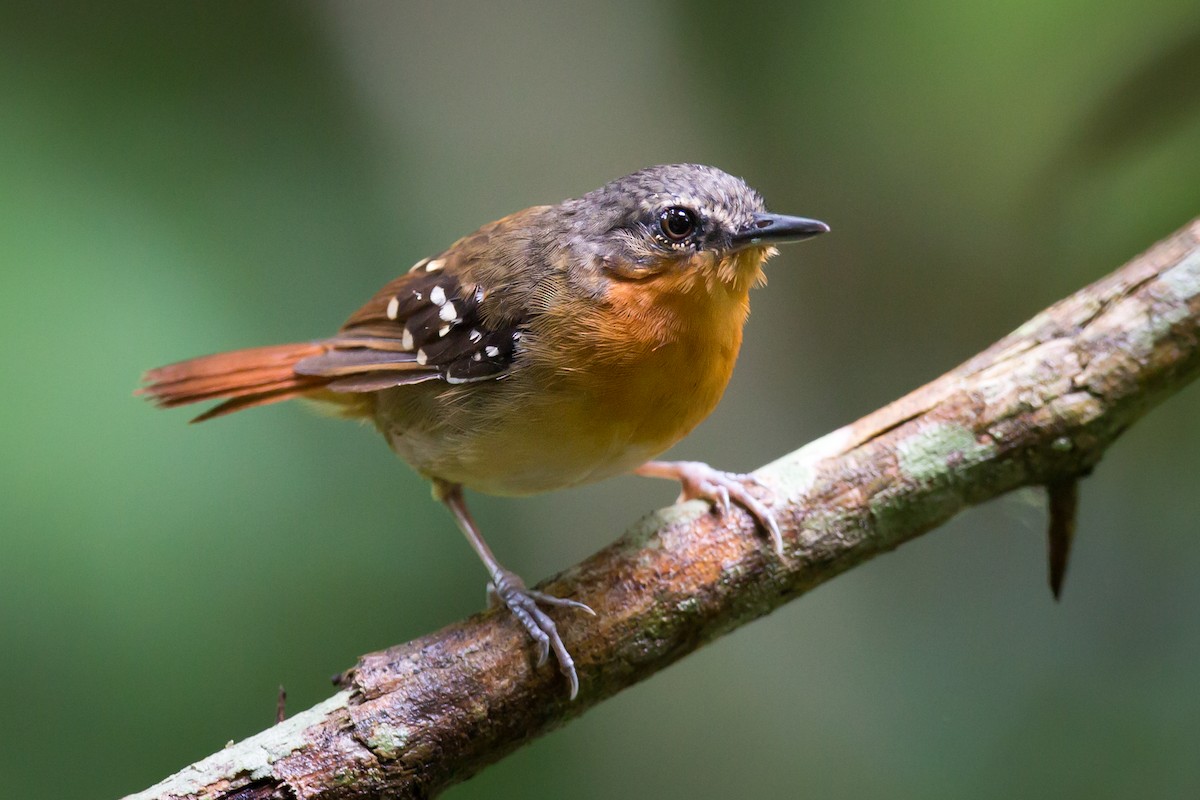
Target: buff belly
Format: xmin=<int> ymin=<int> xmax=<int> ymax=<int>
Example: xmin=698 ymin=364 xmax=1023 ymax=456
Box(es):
xmin=376 ymin=333 xmax=740 ymax=496
xmin=375 ymin=259 xmax=755 ymax=496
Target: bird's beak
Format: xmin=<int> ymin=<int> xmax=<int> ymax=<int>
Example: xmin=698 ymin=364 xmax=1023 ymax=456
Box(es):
xmin=731 ymin=213 xmax=830 ymax=248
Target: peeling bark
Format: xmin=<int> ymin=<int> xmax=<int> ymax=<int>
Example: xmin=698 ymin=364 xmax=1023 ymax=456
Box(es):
xmin=126 ymin=219 xmax=1200 ymax=800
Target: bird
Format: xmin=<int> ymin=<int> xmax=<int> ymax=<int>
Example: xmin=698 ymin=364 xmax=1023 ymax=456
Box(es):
xmin=140 ymin=163 xmax=828 ymax=698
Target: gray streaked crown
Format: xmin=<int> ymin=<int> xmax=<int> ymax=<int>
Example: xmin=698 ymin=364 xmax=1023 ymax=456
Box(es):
xmin=557 ymin=164 xmax=768 ymax=248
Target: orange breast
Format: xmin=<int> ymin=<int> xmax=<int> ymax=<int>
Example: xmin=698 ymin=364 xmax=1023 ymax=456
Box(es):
xmin=378 ymin=256 xmax=759 ymax=496
xmin=571 ymin=274 xmax=747 ymax=452
xmin=466 ymin=264 xmax=753 ymax=493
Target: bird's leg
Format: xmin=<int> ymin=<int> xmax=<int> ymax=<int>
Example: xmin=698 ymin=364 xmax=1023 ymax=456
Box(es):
xmin=433 ymin=479 xmax=594 ymax=699
xmin=634 ymin=460 xmax=784 ymax=556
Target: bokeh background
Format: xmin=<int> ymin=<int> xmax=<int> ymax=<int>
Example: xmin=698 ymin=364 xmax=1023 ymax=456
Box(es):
xmin=2 ymin=2 xmax=1200 ymax=798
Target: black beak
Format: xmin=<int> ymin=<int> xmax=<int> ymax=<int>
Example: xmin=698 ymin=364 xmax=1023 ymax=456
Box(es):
xmin=731 ymin=213 xmax=830 ymax=247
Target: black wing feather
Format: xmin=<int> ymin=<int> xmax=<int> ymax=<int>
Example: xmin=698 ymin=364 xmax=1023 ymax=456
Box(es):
xmin=300 ymin=266 xmax=523 ymax=392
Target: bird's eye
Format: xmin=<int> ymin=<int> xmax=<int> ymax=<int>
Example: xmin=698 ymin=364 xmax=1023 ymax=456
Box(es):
xmin=658 ymin=206 xmax=698 ymax=242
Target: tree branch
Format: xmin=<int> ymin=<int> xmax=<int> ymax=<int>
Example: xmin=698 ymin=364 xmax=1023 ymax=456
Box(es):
xmin=127 ymin=219 xmax=1200 ymax=800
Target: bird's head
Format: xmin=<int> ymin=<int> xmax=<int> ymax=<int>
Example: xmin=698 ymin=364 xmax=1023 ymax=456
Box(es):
xmin=554 ymin=163 xmax=828 ymax=296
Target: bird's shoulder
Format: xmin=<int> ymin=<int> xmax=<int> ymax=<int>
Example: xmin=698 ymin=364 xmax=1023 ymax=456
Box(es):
xmin=294 ymin=207 xmax=562 ymax=391
xmin=341 ymin=205 xmax=557 ymax=331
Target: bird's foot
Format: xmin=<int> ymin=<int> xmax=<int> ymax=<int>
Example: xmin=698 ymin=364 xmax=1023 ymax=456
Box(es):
xmin=636 ymin=460 xmax=784 ymax=556
xmin=487 ymin=569 xmax=595 ymax=699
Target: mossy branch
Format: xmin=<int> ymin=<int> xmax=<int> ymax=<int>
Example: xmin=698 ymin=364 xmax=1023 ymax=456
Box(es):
xmin=127 ymin=219 xmax=1200 ymax=800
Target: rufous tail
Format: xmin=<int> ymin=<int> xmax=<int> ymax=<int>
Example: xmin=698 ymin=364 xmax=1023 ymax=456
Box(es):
xmin=139 ymin=342 xmax=340 ymax=423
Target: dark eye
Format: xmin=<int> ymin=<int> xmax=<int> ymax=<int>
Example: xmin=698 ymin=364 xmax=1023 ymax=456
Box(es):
xmin=658 ymin=206 xmax=698 ymax=242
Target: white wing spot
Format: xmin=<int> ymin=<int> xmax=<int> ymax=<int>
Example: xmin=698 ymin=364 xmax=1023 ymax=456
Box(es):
xmin=385 ymin=296 xmax=400 ymax=320
xmin=472 ymin=353 xmax=482 ymax=361
xmin=416 ymin=349 xmax=428 ymax=366
xmin=468 ymin=329 xmax=483 ymax=343
xmin=425 ymin=258 xmax=445 ymax=272
xmin=430 ymin=286 xmax=446 ymax=306
xmin=438 ymin=302 xmax=458 ymax=322
xmin=408 ymin=258 xmax=430 ymax=273
xmin=401 ymin=328 xmax=414 ymax=350
xmin=438 ymin=324 xmax=451 ymax=337
xmin=485 ymin=345 xmax=500 ymax=357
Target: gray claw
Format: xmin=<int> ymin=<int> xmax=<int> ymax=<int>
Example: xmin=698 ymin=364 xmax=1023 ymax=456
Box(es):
xmin=490 ymin=569 xmax=589 ymax=699
xmin=716 ymin=485 xmax=731 ymax=516
xmin=526 ymin=589 xmax=597 ymax=616
xmin=670 ymin=461 xmax=785 ymax=557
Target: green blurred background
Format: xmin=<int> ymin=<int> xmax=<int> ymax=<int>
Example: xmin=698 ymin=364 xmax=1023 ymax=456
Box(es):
xmin=2 ymin=2 xmax=1199 ymax=797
